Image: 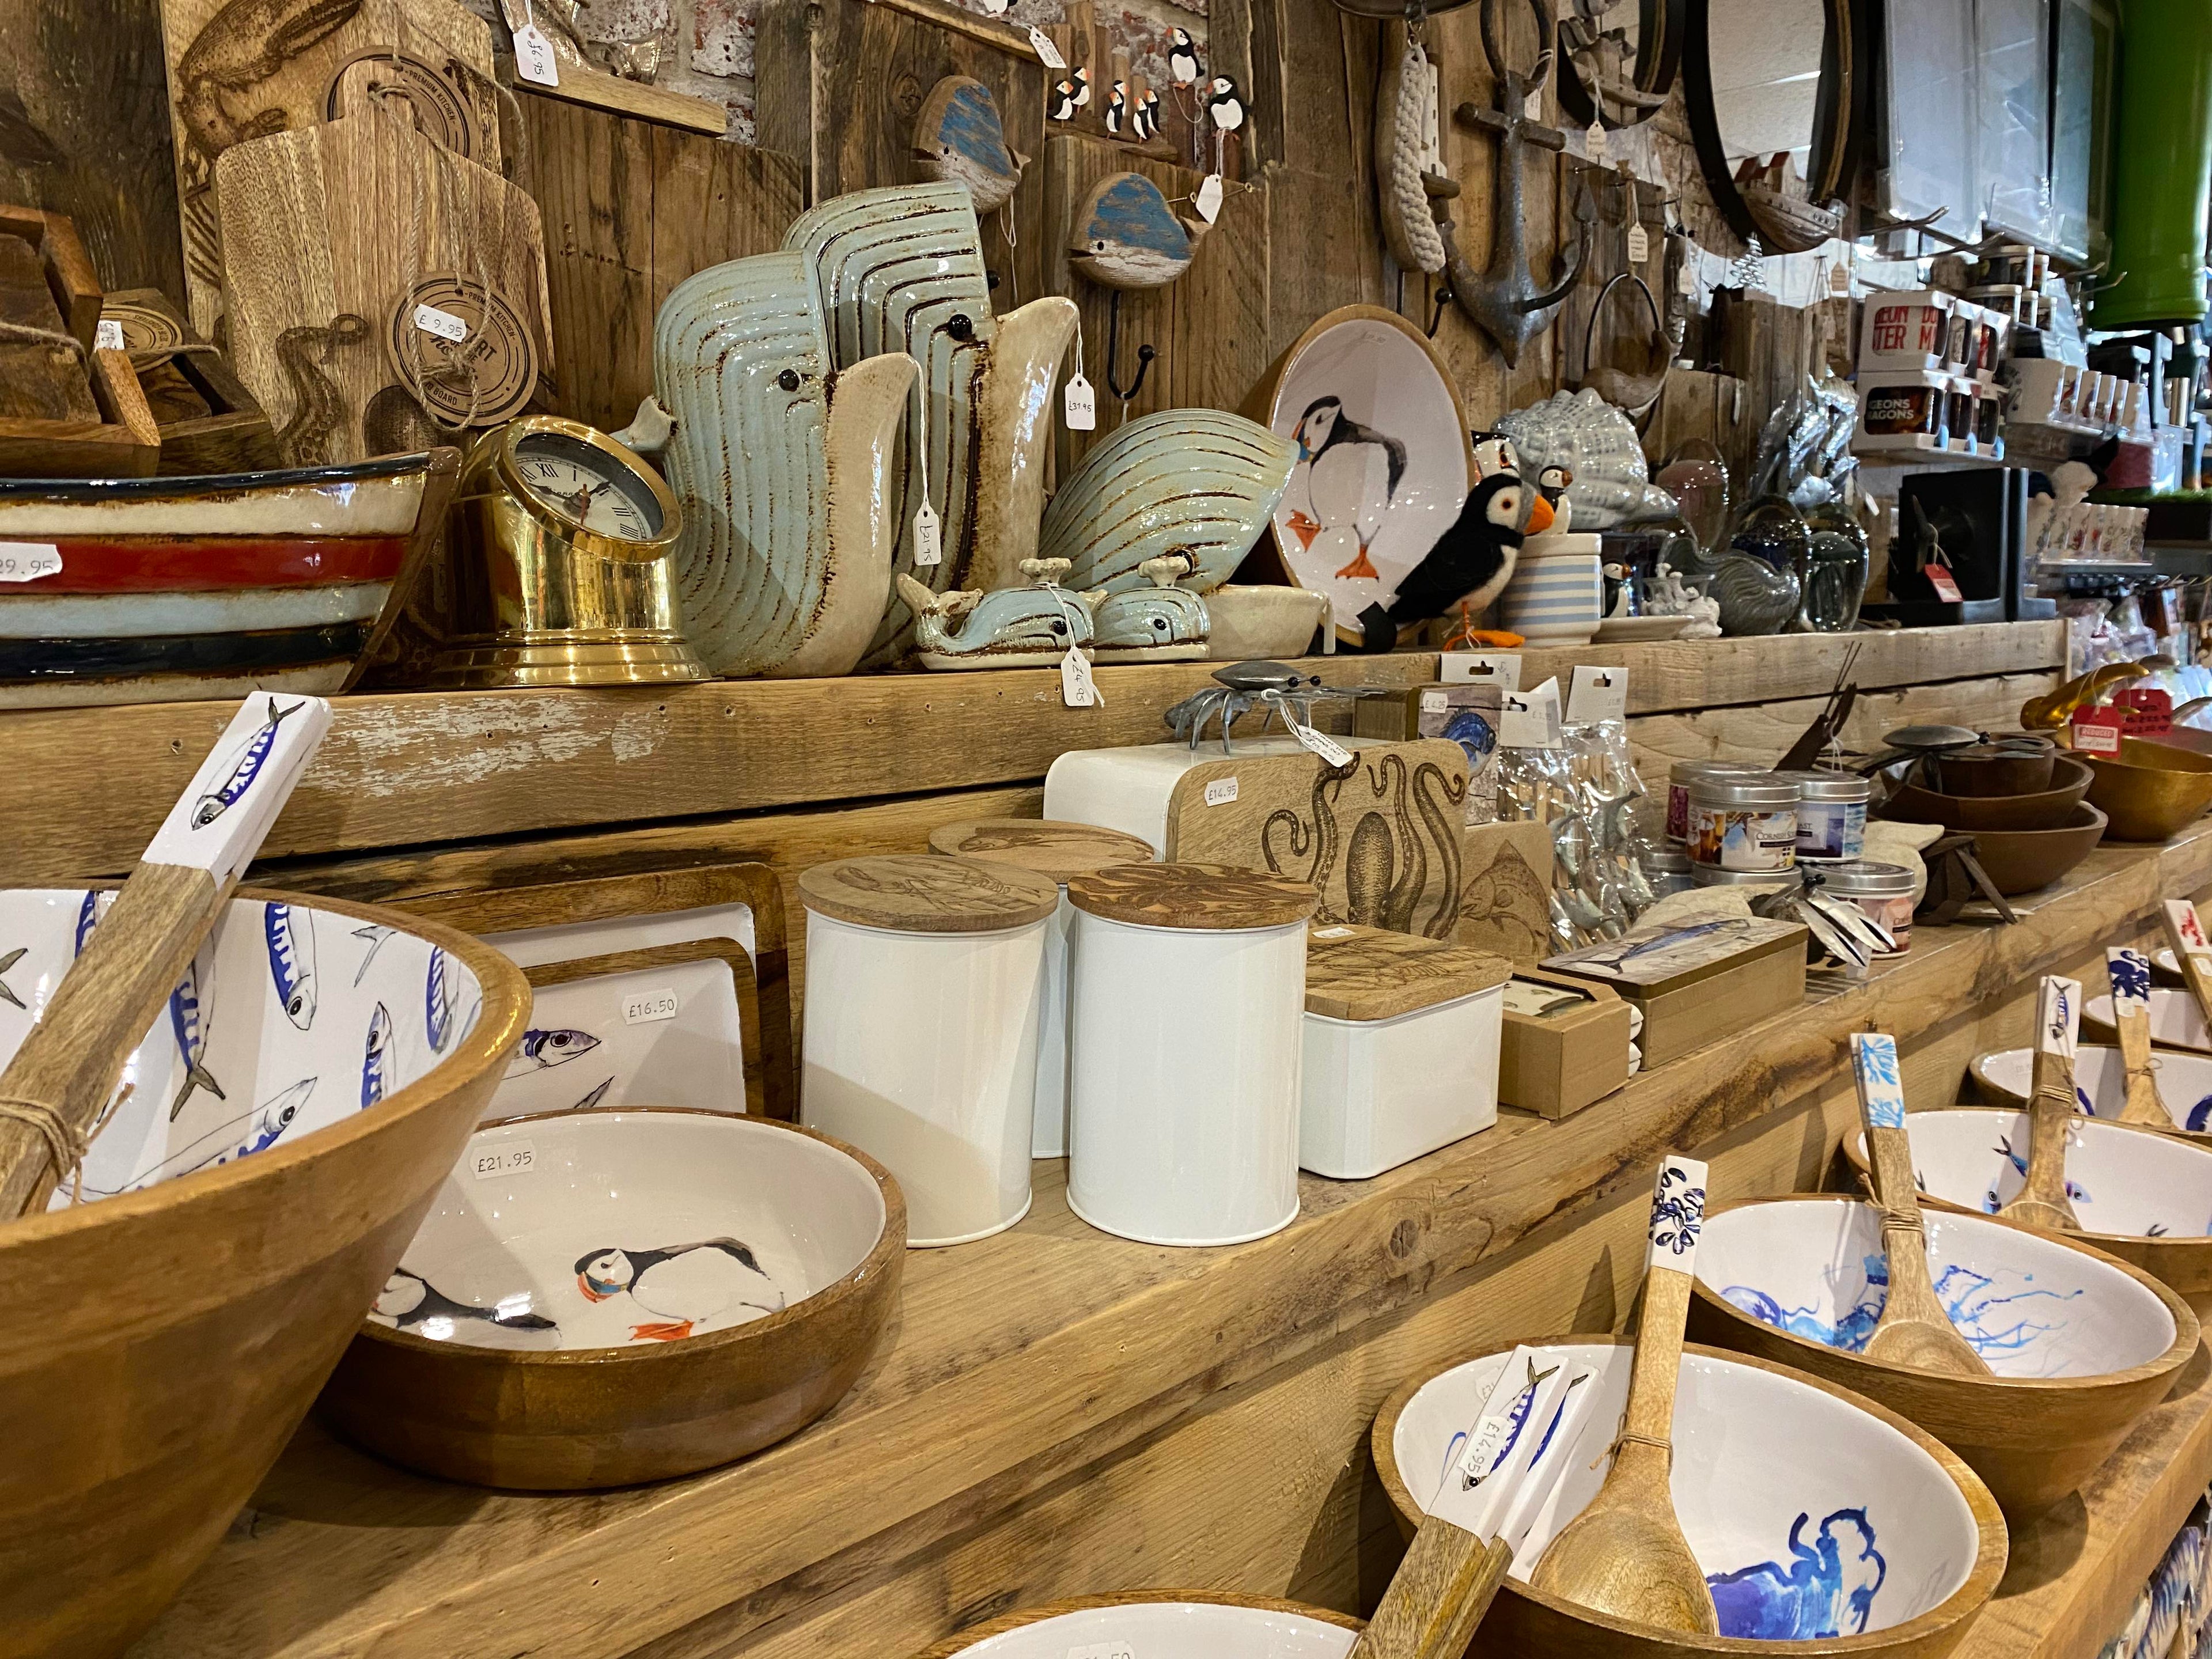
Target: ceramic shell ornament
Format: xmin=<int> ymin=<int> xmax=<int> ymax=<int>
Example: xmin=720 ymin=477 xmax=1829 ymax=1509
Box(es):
xmin=629 ymin=252 xmax=919 ymax=679
xmin=1067 ymin=172 xmax=1207 ymax=291
xmin=1496 ymin=388 xmax=1679 ymax=529
xmin=912 ymin=77 xmax=1027 ymax=216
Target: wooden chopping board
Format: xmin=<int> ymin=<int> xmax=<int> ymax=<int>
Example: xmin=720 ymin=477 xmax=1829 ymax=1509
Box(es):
xmin=158 ymin=0 xmax=502 ymax=338
xmin=213 ymin=85 xmax=552 ymax=466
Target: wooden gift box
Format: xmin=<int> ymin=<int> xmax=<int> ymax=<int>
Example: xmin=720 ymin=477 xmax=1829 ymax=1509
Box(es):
xmin=100 ymin=289 xmax=280 ymax=476
xmin=0 ymin=205 xmax=157 ymax=478
xmin=1541 ymin=916 xmax=1810 ymax=1070
xmin=1498 ymin=969 xmax=1633 ymax=1119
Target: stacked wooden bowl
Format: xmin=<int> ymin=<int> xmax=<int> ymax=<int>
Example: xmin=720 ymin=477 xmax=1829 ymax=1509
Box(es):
xmin=2073 ymin=736 xmax=2212 ymax=842
xmin=1876 ymin=748 xmax=2105 ymax=895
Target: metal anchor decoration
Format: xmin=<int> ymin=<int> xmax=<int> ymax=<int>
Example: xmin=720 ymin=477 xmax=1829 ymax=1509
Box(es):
xmin=1430 ymin=0 xmax=1594 ymax=368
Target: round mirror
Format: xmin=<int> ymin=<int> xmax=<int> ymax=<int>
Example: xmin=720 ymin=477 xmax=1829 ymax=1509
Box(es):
xmin=1557 ymin=0 xmax=1687 ymax=129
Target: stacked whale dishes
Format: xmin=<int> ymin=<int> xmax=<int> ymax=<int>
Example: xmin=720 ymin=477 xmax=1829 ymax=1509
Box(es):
xmin=1873 ymin=730 xmax=2107 ymax=895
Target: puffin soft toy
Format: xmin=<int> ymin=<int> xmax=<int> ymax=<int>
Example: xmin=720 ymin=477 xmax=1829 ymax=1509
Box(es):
xmin=1354 ymin=469 xmax=1553 ymax=654
xmin=575 ymin=1237 xmax=786 ymax=1343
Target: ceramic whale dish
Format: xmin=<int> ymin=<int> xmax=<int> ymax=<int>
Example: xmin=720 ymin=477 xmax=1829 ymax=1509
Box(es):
xmin=898 ymin=559 xmax=1099 ymax=671
xmin=1066 ymin=171 xmax=1209 ymax=290
xmin=1687 ymin=1195 xmax=2195 ymax=1521
xmin=1092 ymin=581 xmax=1210 ymax=661
xmin=912 ymin=76 xmax=1027 ymax=215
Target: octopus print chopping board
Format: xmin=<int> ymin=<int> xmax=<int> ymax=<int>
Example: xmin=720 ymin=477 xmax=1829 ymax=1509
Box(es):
xmin=1162 ymin=738 xmax=1469 ymax=940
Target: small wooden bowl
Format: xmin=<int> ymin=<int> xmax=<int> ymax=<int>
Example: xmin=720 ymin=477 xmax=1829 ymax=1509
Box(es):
xmin=1373 ymin=1337 xmax=2006 ymax=1658
xmin=2080 ymin=989 xmax=2212 ymax=1055
xmin=908 ymin=1592 xmax=1362 ymax=1657
xmin=1925 ymin=743 xmax=2056 ymax=797
xmin=1953 ymin=802 xmax=2107 ymax=895
xmin=1687 ymin=1195 xmax=2197 ymax=1521
xmin=1878 ymin=755 xmax=2092 ymax=833
xmin=2079 ymin=737 xmax=2212 ymax=842
xmin=1969 ymin=1044 xmax=2212 ymax=1141
xmin=0 ymin=887 xmax=529 ymax=1659
xmin=1842 ymin=1109 xmax=2212 ymax=1317
xmin=320 ymin=1107 xmax=903 ymax=1489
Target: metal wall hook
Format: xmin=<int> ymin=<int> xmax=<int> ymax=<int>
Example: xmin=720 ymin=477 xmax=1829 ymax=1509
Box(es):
xmin=1577 ymin=270 xmax=1669 ymax=413
xmin=1105 ymin=290 xmax=1156 ymax=403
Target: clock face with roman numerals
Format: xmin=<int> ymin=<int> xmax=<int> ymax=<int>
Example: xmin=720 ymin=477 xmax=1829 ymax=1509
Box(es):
xmin=512 ymin=430 xmax=665 ymax=541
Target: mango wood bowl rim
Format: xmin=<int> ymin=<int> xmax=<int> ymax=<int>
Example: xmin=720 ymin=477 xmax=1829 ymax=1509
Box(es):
xmin=906 ymin=1589 xmax=1363 ymax=1657
xmin=0 ymin=884 xmax=531 ymax=1249
xmin=2071 ymin=1007 xmax=2212 ymax=1055
xmin=1968 ymin=1046 xmax=2212 ymax=1143
xmin=1688 ymin=1194 xmax=2199 ymax=1396
xmin=1840 ymin=1105 xmax=2212 ymax=1250
xmin=1370 ymin=1335 xmax=2009 ymax=1655
xmin=350 ymin=1105 xmax=907 ymax=1370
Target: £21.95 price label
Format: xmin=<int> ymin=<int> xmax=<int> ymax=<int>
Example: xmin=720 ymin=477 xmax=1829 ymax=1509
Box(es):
xmin=0 ymin=541 xmax=62 ymax=584
xmin=474 ymin=1140 xmax=537 ymax=1180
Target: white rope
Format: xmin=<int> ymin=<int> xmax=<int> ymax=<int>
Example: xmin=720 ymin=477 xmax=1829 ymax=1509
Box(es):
xmin=1386 ymin=41 xmax=1446 ymax=275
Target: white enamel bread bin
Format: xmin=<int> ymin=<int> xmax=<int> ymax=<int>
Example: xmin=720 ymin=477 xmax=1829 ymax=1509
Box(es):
xmin=798 ymin=855 xmax=1060 ymax=1247
xmin=1043 ymin=736 xmax=1380 ymax=854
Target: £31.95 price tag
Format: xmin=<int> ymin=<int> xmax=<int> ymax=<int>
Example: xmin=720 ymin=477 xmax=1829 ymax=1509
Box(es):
xmin=474 ymin=1140 xmax=538 ymax=1180
xmin=414 ymin=302 xmax=470 ymax=343
xmin=0 ymin=541 xmax=62 ymax=584
xmin=1063 ymin=372 xmax=1096 ymax=430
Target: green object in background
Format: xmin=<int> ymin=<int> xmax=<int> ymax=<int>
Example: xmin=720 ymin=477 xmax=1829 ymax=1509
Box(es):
xmin=2092 ymin=0 xmax=2212 ymax=329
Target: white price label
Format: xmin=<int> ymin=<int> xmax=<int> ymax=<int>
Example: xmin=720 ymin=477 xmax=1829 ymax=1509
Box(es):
xmin=473 ymin=1139 xmax=538 ymax=1180
xmin=1312 ymin=925 xmax=1354 ymax=938
xmin=1626 ymin=222 xmax=1649 ymax=264
xmin=623 ymin=987 xmax=680 ymax=1025
xmin=1524 ymin=88 xmax=1543 ymax=121
xmin=414 ymin=303 xmax=470 ymax=343
xmin=1420 ymin=690 xmax=1448 ymax=713
xmin=912 ymin=502 xmax=943 ymax=566
xmin=2071 ymin=718 xmax=2121 ymax=755
xmin=1828 ymin=258 xmax=1850 ymax=294
xmin=1457 ymin=1412 xmax=1514 ymax=1484
xmin=1566 ymin=664 xmax=1627 ymax=725
xmin=514 ymin=21 xmax=560 ymax=85
xmin=1066 ymin=1644 xmax=1135 ymax=1659
xmin=1195 ymin=173 xmax=1225 ymax=224
xmin=1290 ymin=719 xmax=1353 ymax=767
xmin=0 ymin=541 xmax=62 ymax=584
xmin=980 ymin=0 xmax=1007 ymax=11
xmin=1498 ymin=679 xmax=1563 ymax=748
xmin=1060 ymin=645 xmax=1103 ymax=707
xmin=1203 ymin=775 xmax=1238 ymax=806
xmin=1586 ymin=121 xmax=1607 ymax=160
xmin=94 ymin=318 xmax=125 ymax=352
xmin=1030 ymin=26 xmax=1066 ymax=68
xmin=1063 ymin=373 xmax=1096 ymax=430
xmin=1441 ymin=650 xmax=1521 ymax=690
xmin=1677 ymin=254 xmax=1696 ymax=295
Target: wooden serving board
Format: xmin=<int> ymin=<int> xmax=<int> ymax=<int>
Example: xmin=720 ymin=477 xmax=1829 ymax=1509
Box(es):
xmin=0 ymin=203 xmax=160 ymax=478
xmin=213 ymin=94 xmax=552 ymax=467
xmin=158 ymin=0 xmax=502 ymax=338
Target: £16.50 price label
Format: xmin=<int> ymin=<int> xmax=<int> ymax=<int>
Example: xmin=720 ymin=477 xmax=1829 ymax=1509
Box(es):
xmin=623 ymin=987 xmax=680 ymax=1025
xmin=1065 ymin=1644 xmax=1135 ymax=1659
xmin=474 ymin=1140 xmax=537 ymax=1180
xmin=0 ymin=541 xmax=62 ymax=584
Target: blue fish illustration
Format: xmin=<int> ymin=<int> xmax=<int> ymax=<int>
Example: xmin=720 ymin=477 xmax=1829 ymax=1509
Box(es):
xmin=192 ymin=696 xmax=305 ymax=830
xmin=75 ymin=890 xmax=99 ymax=955
xmin=166 ymin=962 xmax=225 ymax=1120
xmin=1441 ymin=707 xmax=1497 ymax=772
xmin=1067 ymin=172 xmax=1202 ymax=290
xmin=571 ymin=1077 xmax=614 ymax=1112
xmin=913 ymin=75 xmax=1025 ymax=215
xmin=1708 ymin=1508 xmax=1886 ymax=1640
xmin=0 ymin=946 xmax=23 ymax=1011
xmin=351 ymin=923 xmax=396 ymax=986
xmin=1436 ymin=1355 xmax=1559 ymax=1496
xmin=263 ymin=902 xmax=317 ymax=1029
xmin=1990 ymin=1134 xmax=2089 ymax=1211
xmin=100 ymin=1077 xmax=320 ymax=1196
xmin=425 ymin=945 xmax=455 ymax=1053
xmin=362 ymin=1003 xmax=393 ymax=1109
xmin=507 ymin=1027 xmax=602 ymax=1077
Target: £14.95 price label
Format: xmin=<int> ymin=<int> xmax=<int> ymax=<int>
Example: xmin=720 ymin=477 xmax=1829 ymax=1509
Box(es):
xmin=474 ymin=1140 xmax=537 ymax=1180
xmin=0 ymin=541 xmax=62 ymax=584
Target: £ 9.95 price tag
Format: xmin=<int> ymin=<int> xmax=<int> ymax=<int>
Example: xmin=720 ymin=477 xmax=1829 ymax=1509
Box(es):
xmin=0 ymin=541 xmax=62 ymax=584
xmin=474 ymin=1140 xmax=537 ymax=1180
xmin=414 ymin=303 xmax=470 ymax=343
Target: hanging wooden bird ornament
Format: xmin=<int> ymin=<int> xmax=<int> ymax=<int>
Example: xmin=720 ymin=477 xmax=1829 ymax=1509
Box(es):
xmin=1168 ymin=28 xmax=1201 ymax=85
xmin=1105 ymin=79 xmax=1129 ymax=134
xmin=912 ymin=76 xmax=1027 ymax=215
xmin=1135 ymin=89 xmax=1162 ymax=142
xmin=1067 ymin=172 xmax=1209 ymax=290
xmin=1206 ymin=75 xmax=1246 ymax=131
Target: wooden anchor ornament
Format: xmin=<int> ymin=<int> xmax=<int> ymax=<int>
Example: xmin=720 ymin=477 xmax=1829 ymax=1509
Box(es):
xmin=1849 ymin=1033 xmax=1991 ymax=1377
xmin=2001 ymin=976 xmax=2084 ymax=1232
xmin=1434 ymin=0 xmax=1594 ymax=368
xmin=2107 ymin=946 xmax=2172 ymax=1130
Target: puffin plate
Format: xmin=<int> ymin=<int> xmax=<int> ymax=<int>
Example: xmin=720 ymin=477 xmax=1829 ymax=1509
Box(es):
xmin=1259 ymin=307 xmax=1472 ymax=639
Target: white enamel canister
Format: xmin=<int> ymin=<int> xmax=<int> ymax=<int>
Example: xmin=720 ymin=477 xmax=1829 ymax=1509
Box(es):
xmin=1043 ymin=736 xmax=1381 ymax=854
xmin=1065 ymin=863 xmax=1319 ymax=1246
xmin=798 ymin=855 xmax=1061 ymax=1247
xmin=1300 ymin=924 xmax=1509 ymax=1179
xmin=926 ymin=819 xmax=1157 ymax=1158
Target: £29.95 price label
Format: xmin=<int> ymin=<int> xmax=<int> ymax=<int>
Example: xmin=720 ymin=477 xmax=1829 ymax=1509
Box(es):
xmin=474 ymin=1140 xmax=538 ymax=1180
xmin=0 ymin=541 xmax=62 ymax=584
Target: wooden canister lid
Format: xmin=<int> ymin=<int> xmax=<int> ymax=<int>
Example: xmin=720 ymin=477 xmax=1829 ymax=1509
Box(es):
xmin=1066 ymin=862 xmax=1319 ymax=931
xmin=926 ymin=818 xmax=1155 ymax=884
xmin=1304 ymin=924 xmax=1510 ymax=1021
xmin=800 ymin=855 xmax=1060 ymax=933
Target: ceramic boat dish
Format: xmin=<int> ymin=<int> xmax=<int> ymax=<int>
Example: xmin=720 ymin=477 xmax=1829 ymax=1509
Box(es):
xmin=1970 ymin=1044 xmax=2212 ymax=1137
xmin=2082 ymin=988 xmax=2212 ymax=1053
xmin=1374 ymin=1338 xmax=2002 ymax=1653
xmin=0 ymin=888 xmax=526 ymax=1658
xmin=1687 ymin=1196 xmax=2194 ymax=1519
xmin=0 ymin=450 xmax=456 ymax=708
xmin=908 ymin=1593 xmax=1359 ymax=1657
xmin=1843 ymin=1108 xmax=2212 ymax=1315
xmin=323 ymin=1108 xmax=904 ymax=1488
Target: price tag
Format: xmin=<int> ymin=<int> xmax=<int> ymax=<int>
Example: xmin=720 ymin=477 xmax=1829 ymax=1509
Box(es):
xmin=1060 ymin=645 xmax=1103 ymax=707
xmin=980 ymin=0 xmax=1007 ymax=11
xmin=1030 ymin=26 xmax=1066 ymax=68
xmin=1441 ymin=650 xmax=1521 ymax=690
xmin=1498 ymin=678 xmax=1563 ymax=748
xmin=1828 ymin=257 xmax=1850 ymax=295
xmin=1923 ymin=563 xmax=1963 ymax=602
xmin=1063 ymin=373 xmax=1096 ymax=430
xmin=1312 ymin=925 xmax=1354 ymax=938
xmin=1524 ymin=88 xmax=1543 ymax=122
xmin=1066 ymin=1645 xmax=1134 ymax=1659
xmin=514 ymin=21 xmax=560 ymax=85
xmin=623 ymin=987 xmax=680 ymax=1025
xmin=1566 ymin=664 xmax=1627 ymax=725
xmin=1203 ymin=775 xmax=1238 ymax=806
xmin=1676 ymin=252 xmax=1696 ymax=295
xmin=912 ymin=502 xmax=942 ymax=566
xmin=94 ymin=318 xmax=124 ymax=352
xmin=1626 ymin=222 xmax=1649 ymax=264
xmin=473 ymin=1139 xmax=537 ymax=1180
xmin=0 ymin=541 xmax=62 ymax=584
xmin=1585 ymin=121 xmax=1607 ymax=161
xmin=1420 ymin=690 xmax=1449 ymax=714
xmin=2070 ymin=707 xmax=2124 ymax=755
xmin=1194 ymin=173 xmax=1225 ymax=224
xmin=1290 ymin=719 xmax=1354 ymax=767
xmin=413 ymin=303 xmax=470 ymax=344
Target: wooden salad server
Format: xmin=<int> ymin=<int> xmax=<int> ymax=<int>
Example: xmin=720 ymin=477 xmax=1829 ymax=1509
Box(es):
xmin=2107 ymin=947 xmax=2171 ymax=1130
xmin=0 ymin=694 xmax=332 ymax=1217
xmin=1529 ymin=1155 xmax=1721 ymax=1635
xmin=2001 ymin=975 xmax=2084 ymax=1232
xmin=1850 ymin=1032 xmax=1990 ymax=1376
xmin=2163 ymin=900 xmax=2212 ymax=1039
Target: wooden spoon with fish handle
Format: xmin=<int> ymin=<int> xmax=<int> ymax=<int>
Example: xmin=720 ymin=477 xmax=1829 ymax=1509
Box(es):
xmin=2107 ymin=947 xmax=2171 ymax=1130
xmin=0 ymin=695 xmax=333 ymax=1217
xmin=2001 ymin=976 xmax=2084 ymax=1232
xmin=1529 ymin=1156 xmax=1721 ymax=1635
xmin=2164 ymin=901 xmax=2212 ymax=1045
xmin=1850 ymin=1032 xmax=1991 ymax=1376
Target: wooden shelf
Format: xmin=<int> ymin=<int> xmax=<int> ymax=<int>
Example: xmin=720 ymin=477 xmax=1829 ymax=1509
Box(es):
xmin=132 ymin=820 xmax=2212 ymax=1659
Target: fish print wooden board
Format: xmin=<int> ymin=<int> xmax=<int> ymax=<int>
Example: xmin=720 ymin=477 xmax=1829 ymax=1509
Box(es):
xmin=213 ymin=94 xmax=552 ymax=467
xmin=1453 ymin=817 xmax=1555 ymax=965
xmin=1161 ymin=738 xmax=1468 ymax=940
xmin=158 ymin=0 xmax=502 ymax=338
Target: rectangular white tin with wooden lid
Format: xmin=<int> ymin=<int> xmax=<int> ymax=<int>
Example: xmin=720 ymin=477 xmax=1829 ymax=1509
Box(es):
xmin=1300 ymin=924 xmax=1510 ymax=1179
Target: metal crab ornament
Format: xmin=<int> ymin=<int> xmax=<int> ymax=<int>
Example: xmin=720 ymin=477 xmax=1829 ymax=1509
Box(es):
xmin=1161 ymin=660 xmax=1392 ymax=754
